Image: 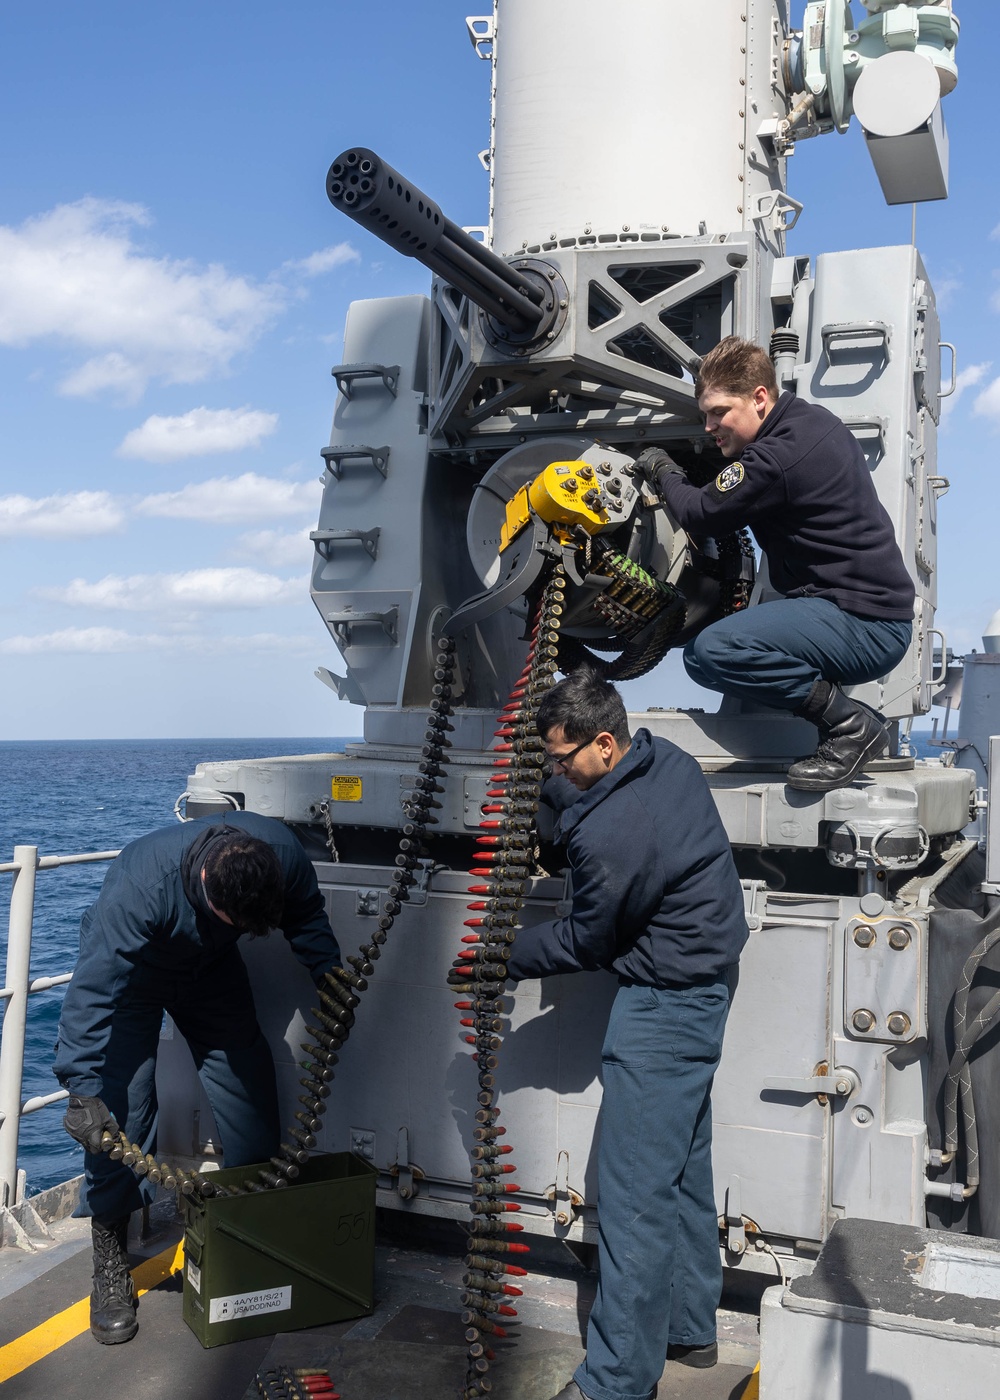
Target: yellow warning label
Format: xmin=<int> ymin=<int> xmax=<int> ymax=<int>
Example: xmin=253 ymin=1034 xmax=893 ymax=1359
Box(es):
xmin=330 ymin=775 xmax=363 ymax=802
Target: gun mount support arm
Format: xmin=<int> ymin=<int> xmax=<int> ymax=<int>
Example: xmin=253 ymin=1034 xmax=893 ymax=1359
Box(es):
xmin=326 ymin=147 xmax=559 ymax=339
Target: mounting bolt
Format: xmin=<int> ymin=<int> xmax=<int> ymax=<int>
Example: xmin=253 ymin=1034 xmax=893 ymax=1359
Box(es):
xmin=888 ymin=926 xmax=911 ymax=951
xmin=852 ymin=1009 xmax=876 ymax=1034
xmin=835 ymin=1078 xmax=853 ymax=1097
xmin=887 ymin=1012 xmax=911 ymax=1037
xmin=854 ymin=924 xmax=876 ymax=948
xmin=853 ymin=1106 xmax=873 ymax=1126
xmin=555 ymin=1210 xmax=571 ymax=1226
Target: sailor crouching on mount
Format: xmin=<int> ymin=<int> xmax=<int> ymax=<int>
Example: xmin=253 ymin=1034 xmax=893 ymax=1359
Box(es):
xmin=54 ymin=812 xmax=341 ymax=1345
xmin=635 ymin=335 xmax=915 ymax=792
xmin=503 ymin=667 xmax=747 ymax=1400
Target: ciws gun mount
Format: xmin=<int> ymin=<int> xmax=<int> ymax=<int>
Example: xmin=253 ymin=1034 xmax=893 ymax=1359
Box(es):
xmin=324 ymin=147 xmax=753 ymax=691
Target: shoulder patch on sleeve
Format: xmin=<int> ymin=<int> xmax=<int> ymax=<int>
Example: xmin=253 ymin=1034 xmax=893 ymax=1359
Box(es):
xmin=715 ymin=462 xmax=744 ymax=492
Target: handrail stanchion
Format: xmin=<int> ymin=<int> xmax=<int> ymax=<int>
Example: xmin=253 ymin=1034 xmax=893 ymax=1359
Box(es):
xmin=0 ymin=846 xmax=39 ymax=1208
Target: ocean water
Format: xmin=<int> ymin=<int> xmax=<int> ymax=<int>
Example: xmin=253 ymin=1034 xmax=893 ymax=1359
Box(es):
xmin=0 ymin=738 xmax=351 ymax=1197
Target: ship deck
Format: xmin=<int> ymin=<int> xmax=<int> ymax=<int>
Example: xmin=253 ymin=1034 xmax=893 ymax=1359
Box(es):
xmin=0 ymin=1191 xmax=762 ymax=1400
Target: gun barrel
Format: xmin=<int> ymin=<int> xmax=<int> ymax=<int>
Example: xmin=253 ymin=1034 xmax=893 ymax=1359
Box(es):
xmin=327 ymin=147 xmax=545 ymax=333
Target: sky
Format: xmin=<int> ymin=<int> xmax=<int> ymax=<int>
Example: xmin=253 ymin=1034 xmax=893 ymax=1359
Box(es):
xmin=0 ymin=1 xmax=996 ymax=740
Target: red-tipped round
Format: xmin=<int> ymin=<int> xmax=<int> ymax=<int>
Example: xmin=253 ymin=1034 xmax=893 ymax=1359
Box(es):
xmin=479 ymin=821 xmax=502 ymax=830
xmin=498 ymin=1305 xmax=518 ymax=1317
xmin=460 ymin=1018 xmax=475 ymax=1027
xmin=502 ymin=1284 xmax=523 ymax=1296
xmin=481 ymin=804 xmax=506 ymax=814
xmin=467 ymin=901 xmax=488 ymax=911
xmin=492 ymin=743 xmax=513 ymax=753
xmin=461 ymin=932 xmax=482 ymax=942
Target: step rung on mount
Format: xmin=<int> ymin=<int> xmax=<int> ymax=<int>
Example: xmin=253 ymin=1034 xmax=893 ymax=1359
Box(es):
xmin=310 ymin=528 xmax=380 ymax=561
xmin=320 ymin=445 xmax=390 ymax=480
xmin=330 ymin=362 xmax=400 ymax=400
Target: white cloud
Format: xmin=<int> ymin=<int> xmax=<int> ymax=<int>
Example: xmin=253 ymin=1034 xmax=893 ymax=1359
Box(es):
xmin=282 ymin=243 xmax=360 ymax=277
xmin=942 ymin=361 xmax=992 ymax=422
xmin=0 ymin=198 xmax=285 ymax=400
xmin=39 ymin=567 xmax=306 ymax=611
xmin=135 ymin=472 xmax=320 ymax=524
xmin=0 ymin=628 xmax=315 ymax=655
xmin=236 ymin=526 xmax=314 ymax=567
xmin=0 ymin=489 xmax=125 ymax=537
xmin=973 ymin=374 xmax=1000 ymax=427
xmin=933 ymin=276 xmax=960 ymax=312
xmin=118 ymin=406 xmax=279 ymax=462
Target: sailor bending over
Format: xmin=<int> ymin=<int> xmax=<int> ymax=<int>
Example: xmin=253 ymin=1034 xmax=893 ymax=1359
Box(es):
xmin=54 ymin=812 xmax=341 ymax=1345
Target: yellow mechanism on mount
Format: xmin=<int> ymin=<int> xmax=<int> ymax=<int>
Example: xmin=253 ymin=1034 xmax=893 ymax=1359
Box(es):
xmin=499 ymin=460 xmax=609 ymax=551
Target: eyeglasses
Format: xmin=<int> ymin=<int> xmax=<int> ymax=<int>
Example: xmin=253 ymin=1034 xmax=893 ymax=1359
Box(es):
xmin=546 ymin=735 xmax=596 ymax=769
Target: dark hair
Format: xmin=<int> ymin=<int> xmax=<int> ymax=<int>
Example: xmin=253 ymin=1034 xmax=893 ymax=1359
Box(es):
xmin=695 ymin=335 xmax=778 ymax=402
xmin=535 ymin=666 xmax=630 ymax=746
xmin=202 ymin=835 xmax=285 ymax=938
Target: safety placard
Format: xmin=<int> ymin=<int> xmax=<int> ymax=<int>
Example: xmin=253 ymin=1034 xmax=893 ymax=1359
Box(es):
xmin=330 ymin=775 xmax=363 ymax=802
xmin=187 ymin=1259 xmax=202 ymax=1294
xmin=209 ymin=1284 xmax=292 ymax=1324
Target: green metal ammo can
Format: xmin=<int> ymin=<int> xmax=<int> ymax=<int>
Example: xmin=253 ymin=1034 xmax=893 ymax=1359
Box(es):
xmin=181 ymin=1152 xmax=376 ymax=1348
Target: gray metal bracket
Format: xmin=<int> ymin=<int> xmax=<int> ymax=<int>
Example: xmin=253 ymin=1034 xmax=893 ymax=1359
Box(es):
xmin=311 ymin=527 xmax=381 ymax=561
xmin=314 ymin=666 xmax=367 ymax=705
xmin=763 ymin=1066 xmax=860 ymax=1101
xmin=326 ymin=607 xmax=398 ymax=646
xmin=389 ymin=1126 xmax=425 ymax=1200
xmin=545 ymin=1149 xmax=584 ymax=1229
xmin=355 ymin=888 xmax=381 ymax=917
xmin=330 ymin=363 xmax=400 ymax=400
xmin=724 ymin=1176 xmax=746 ymax=1257
xmin=320 ymin=444 xmax=390 ymax=480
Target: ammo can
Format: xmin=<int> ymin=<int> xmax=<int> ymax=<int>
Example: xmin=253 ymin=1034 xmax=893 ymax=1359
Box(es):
xmin=181 ymin=1152 xmax=376 ymax=1348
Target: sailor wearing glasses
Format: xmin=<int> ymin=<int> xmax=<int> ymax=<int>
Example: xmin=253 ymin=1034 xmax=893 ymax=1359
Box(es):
xmin=506 ymin=666 xmax=747 ymax=1400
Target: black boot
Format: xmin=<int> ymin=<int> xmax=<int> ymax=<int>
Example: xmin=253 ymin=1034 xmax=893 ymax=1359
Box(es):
xmin=786 ymin=681 xmax=888 ymax=792
xmin=90 ymin=1216 xmax=137 ymax=1344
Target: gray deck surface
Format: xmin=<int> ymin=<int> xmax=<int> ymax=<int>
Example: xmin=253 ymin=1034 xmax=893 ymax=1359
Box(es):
xmin=0 ymin=1208 xmax=760 ymax=1400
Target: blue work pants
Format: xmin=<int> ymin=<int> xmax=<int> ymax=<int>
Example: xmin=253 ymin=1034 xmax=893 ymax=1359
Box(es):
xmin=683 ymin=597 xmax=912 ymax=711
xmin=575 ymin=976 xmax=732 ymax=1400
xmin=80 ymin=950 xmax=280 ymax=1223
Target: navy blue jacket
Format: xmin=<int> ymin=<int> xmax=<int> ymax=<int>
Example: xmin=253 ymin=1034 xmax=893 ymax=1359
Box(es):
xmin=55 ymin=813 xmax=340 ymax=1098
xmin=504 ymin=729 xmax=747 ymax=987
xmin=658 ymin=392 xmax=915 ymax=621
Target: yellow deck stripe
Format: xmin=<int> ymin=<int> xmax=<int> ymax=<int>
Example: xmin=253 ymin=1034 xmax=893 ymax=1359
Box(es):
xmin=740 ymin=1361 xmax=761 ymax=1399
xmin=0 ymin=1238 xmax=184 ymax=1385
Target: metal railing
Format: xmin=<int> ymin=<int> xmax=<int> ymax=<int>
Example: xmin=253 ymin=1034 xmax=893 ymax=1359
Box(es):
xmin=0 ymin=844 xmax=120 ymax=1208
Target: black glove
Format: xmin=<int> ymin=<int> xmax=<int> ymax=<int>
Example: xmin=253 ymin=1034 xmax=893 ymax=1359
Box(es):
xmin=631 ymin=447 xmax=686 ymax=496
xmin=63 ymin=1095 xmax=118 ymax=1153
